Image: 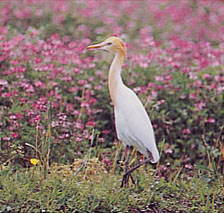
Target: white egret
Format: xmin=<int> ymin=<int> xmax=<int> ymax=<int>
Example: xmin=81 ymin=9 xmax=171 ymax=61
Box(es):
xmin=87 ymin=36 xmax=160 ymax=186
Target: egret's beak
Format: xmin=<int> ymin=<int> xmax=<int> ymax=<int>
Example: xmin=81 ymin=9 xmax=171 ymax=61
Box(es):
xmin=87 ymin=43 xmax=104 ymax=50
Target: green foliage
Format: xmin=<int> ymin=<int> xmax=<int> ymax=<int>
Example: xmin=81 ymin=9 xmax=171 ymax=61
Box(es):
xmin=0 ymin=167 xmax=223 ymax=212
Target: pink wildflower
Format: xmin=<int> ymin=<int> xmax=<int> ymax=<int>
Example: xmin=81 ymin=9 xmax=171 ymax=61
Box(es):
xmin=86 ymin=121 xmax=96 ymax=127
xmin=206 ymin=118 xmax=215 ymax=123
xmin=182 ymin=129 xmax=191 ymax=134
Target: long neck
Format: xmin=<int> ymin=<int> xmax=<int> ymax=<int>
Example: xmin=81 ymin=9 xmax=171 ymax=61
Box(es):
xmin=108 ymin=53 xmax=125 ymax=105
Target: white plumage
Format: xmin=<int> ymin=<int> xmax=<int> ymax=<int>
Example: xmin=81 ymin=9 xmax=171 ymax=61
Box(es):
xmin=114 ymin=84 xmax=160 ymax=163
xmin=87 ymin=36 xmax=160 ymax=184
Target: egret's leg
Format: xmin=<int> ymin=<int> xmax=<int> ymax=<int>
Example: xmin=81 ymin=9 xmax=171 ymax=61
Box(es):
xmin=124 ymin=158 xmax=151 ymax=176
xmin=121 ymin=158 xmax=151 ymax=188
xmin=121 ymin=146 xmax=136 ymax=187
xmin=120 ymin=146 xmax=129 ymax=188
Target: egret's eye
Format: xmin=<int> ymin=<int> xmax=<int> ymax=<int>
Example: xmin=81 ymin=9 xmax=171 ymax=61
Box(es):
xmin=107 ymin=42 xmax=112 ymax=45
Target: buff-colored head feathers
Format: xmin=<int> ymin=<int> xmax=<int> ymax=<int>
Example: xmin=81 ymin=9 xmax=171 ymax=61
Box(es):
xmin=87 ymin=36 xmax=126 ymax=59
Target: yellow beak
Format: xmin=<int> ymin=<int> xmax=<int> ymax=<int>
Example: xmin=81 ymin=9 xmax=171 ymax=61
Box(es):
xmin=87 ymin=43 xmax=104 ymax=50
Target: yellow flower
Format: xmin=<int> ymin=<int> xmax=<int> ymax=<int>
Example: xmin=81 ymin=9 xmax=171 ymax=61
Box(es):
xmin=30 ymin=158 xmax=40 ymax=166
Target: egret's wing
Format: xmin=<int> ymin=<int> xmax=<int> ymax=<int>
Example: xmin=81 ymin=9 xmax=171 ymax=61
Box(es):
xmin=115 ymin=87 xmax=160 ymax=163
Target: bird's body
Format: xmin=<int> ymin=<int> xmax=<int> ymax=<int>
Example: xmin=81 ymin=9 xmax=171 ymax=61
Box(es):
xmin=87 ymin=36 xmax=159 ymax=185
xmin=114 ymin=88 xmax=159 ymax=162
xmin=108 ymin=52 xmax=159 ymax=163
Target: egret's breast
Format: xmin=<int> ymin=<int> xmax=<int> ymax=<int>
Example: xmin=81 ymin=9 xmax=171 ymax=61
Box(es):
xmin=114 ymin=107 xmax=132 ymax=146
xmin=113 ymin=86 xmax=137 ymax=146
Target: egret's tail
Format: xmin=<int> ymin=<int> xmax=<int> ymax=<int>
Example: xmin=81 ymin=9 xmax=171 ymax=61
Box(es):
xmin=150 ymin=147 xmax=160 ymax=163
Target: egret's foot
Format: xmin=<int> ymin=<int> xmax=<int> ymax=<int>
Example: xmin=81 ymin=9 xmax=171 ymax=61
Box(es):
xmin=120 ymin=172 xmax=136 ymax=188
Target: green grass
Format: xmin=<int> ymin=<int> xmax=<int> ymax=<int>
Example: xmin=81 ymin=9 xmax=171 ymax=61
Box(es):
xmin=0 ymin=161 xmax=223 ymax=212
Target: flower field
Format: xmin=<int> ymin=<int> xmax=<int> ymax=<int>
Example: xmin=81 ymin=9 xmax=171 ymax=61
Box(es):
xmin=0 ymin=0 xmax=224 ymax=212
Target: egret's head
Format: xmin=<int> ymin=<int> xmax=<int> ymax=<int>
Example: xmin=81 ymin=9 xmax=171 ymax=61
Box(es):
xmin=87 ymin=36 xmax=126 ymax=58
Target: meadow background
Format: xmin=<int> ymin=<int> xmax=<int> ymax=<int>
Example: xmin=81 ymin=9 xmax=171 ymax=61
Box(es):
xmin=0 ymin=0 xmax=224 ymax=212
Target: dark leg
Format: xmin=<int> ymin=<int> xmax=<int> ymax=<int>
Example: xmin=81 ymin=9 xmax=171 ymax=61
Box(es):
xmin=120 ymin=146 xmax=136 ymax=187
xmin=121 ymin=158 xmax=151 ymax=188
